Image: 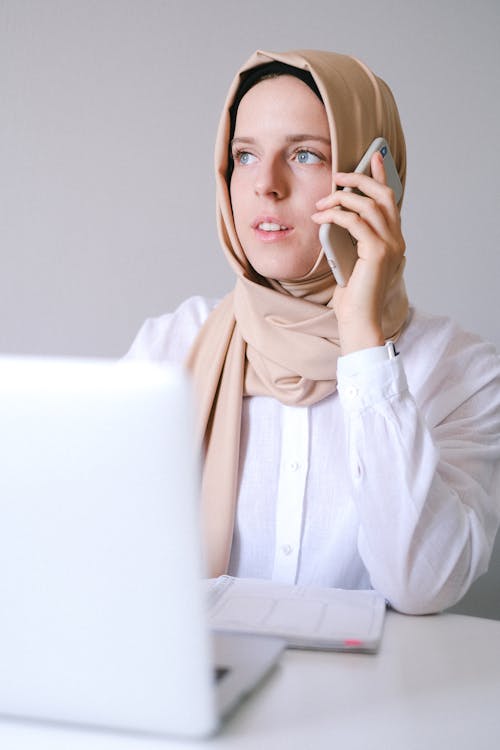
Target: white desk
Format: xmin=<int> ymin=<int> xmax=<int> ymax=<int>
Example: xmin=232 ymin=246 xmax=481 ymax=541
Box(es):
xmin=1 ymin=611 xmax=499 ymax=749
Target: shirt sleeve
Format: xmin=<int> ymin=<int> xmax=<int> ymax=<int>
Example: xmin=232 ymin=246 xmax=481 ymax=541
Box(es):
xmin=337 ymin=336 xmax=500 ymax=615
xmin=124 ymin=296 xmax=218 ymax=364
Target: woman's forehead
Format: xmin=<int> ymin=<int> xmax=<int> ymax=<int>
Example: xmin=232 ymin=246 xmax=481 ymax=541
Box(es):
xmin=233 ymin=76 xmax=329 ymax=137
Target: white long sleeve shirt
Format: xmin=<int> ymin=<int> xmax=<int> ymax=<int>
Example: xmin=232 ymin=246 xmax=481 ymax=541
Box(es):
xmin=127 ymin=296 xmax=500 ymax=614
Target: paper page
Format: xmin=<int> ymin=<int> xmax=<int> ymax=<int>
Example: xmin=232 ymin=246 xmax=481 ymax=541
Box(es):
xmin=206 ymin=576 xmax=386 ymax=651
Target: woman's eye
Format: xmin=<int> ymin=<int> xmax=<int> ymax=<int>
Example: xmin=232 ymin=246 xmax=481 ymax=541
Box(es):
xmin=235 ymin=151 xmax=257 ymax=165
xmin=295 ymin=150 xmax=321 ymax=164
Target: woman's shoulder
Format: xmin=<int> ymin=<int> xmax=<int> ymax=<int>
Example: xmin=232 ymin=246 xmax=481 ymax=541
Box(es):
xmin=125 ymin=295 xmax=222 ymax=364
xmin=403 ymin=306 xmax=498 ymax=358
xmin=402 ymin=306 xmax=499 ymax=407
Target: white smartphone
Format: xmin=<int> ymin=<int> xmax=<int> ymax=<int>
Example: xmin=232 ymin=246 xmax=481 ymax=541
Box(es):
xmin=319 ymin=137 xmax=403 ymax=287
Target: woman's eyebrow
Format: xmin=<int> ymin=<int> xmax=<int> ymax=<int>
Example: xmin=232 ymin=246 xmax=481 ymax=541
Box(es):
xmin=231 ymin=137 xmax=257 ymax=147
xmin=286 ymin=134 xmax=331 ymax=145
xmin=231 ymin=134 xmax=331 ymax=147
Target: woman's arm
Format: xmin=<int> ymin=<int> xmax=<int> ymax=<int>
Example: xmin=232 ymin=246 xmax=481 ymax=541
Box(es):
xmin=337 ymin=326 xmax=500 ymax=614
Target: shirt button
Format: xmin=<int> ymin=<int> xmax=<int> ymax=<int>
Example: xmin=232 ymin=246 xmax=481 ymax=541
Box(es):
xmin=282 ymin=544 xmax=293 ymax=556
xmin=347 ymin=385 xmax=359 ymax=398
xmin=289 ymin=460 xmax=299 ymax=472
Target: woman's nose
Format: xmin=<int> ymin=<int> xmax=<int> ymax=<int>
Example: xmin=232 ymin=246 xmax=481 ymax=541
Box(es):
xmin=254 ymin=156 xmax=288 ymax=199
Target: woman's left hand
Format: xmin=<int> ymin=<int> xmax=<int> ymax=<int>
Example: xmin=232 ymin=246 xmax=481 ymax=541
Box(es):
xmin=312 ymin=151 xmax=406 ymax=355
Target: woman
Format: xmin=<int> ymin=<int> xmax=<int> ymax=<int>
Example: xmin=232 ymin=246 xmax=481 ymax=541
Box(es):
xmin=128 ymin=49 xmax=500 ymax=615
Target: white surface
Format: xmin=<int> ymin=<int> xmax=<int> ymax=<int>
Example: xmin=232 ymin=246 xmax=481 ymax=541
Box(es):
xmin=1 ymin=611 xmax=499 ymax=748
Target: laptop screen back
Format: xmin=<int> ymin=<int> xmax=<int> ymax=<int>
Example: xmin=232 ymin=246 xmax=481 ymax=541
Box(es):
xmin=0 ymin=356 xmax=217 ymax=737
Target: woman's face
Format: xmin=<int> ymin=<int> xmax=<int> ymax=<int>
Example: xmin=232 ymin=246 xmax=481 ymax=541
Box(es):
xmin=230 ymin=75 xmax=332 ymax=281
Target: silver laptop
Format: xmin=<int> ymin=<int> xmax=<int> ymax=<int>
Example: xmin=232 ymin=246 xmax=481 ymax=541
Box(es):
xmin=0 ymin=355 xmax=283 ymax=738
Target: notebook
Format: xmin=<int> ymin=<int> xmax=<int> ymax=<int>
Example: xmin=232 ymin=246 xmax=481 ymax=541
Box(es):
xmin=207 ymin=576 xmax=386 ymax=653
xmin=0 ymin=355 xmax=284 ymax=739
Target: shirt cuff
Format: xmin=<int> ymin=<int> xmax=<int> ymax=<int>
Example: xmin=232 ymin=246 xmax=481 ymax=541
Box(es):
xmin=337 ymin=345 xmax=408 ymax=413
xmin=337 ymin=345 xmax=393 ymax=378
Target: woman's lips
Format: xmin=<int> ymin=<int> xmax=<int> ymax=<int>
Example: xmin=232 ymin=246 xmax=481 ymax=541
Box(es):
xmin=252 ymin=217 xmax=293 ymax=242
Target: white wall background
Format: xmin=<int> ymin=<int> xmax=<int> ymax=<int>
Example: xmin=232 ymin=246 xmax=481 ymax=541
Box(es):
xmin=1 ymin=0 xmax=499 ymax=617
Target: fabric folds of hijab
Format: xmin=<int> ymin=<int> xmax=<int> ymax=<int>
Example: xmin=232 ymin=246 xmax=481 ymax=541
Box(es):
xmin=186 ymin=49 xmax=409 ymax=576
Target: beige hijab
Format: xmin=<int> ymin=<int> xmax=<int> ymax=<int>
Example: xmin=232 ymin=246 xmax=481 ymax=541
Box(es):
xmin=186 ymin=49 xmax=409 ymax=576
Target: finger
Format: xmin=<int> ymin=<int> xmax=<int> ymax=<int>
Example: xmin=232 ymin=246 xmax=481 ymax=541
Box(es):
xmin=370 ymin=151 xmax=386 ymax=185
xmin=313 ymin=201 xmax=405 ymax=262
xmin=312 ymin=192 xmax=389 ymax=239
xmin=334 ymin=171 xmax=397 ymax=210
xmin=315 ymin=189 xmax=338 ymax=210
xmin=314 ymin=205 xmax=379 ymax=250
